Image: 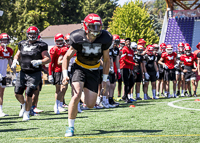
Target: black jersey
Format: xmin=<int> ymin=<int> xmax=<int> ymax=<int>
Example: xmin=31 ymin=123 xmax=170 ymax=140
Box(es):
xmin=18 ymin=40 xmax=48 ymax=73
xmin=133 ymin=53 xmax=143 ymax=73
xmin=109 ymin=47 xmax=119 ymax=62
xmin=143 ymin=54 xmax=156 ymax=72
xmin=69 ymin=29 xmax=112 ymax=67
xmin=176 ymin=52 xmax=183 ymax=70
xmin=156 ymin=51 xmax=164 ymax=72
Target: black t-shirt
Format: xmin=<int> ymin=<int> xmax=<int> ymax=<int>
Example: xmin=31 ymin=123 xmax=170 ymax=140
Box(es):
xmin=18 ymin=40 xmax=48 ymax=73
xmin=143 ymin=54 xmax=156 ymax=72
xmin=109 ymin=47 xmax=119 ymax=62
xmin=69 ymin=29 xmax=112 ymax=66
xmin=133 ymin=54 xmax=143 ymax=73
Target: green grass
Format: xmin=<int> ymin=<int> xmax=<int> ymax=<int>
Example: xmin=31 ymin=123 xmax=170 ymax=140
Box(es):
xmin=1 ymin=84 xmax=200 ymax=143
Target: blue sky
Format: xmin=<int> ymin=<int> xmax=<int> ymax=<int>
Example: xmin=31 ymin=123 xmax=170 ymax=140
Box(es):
xmin=117 ymin=0 xmax=149 ymax=6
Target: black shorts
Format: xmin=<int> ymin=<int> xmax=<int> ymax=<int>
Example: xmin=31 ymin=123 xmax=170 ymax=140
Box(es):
xmin=145 ymin=71 xmax=157 ymax=82
xmin=99 ymin=69 xmax=103 ymax=84
xmin=184 ymin=72 xmax=196 ymax=82
xmin=15 ymin=71 xmax=41 ymax=97
xmin=159 ymin=72 xmax=164 ymax=80
xmin=53 ymin=72 xmax=63 ymax=85
xmin=0 ymin=77 xmax=6 ymax=88
xmin=164 ymin=69 xmax=176 ymax=81
xmin=37 ymin=80 xmax=42 ymax=91
xmin=135 ymin=72 xmax=142 ymax=82
xmin=71 ymin=63 xmax=99 ymax=93
xmin=108 ymin=72 xmax=116 ymax=84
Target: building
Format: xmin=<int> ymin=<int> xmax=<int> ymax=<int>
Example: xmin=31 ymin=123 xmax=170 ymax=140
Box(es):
xmin=40 ymin=24 xmax=82 ymax=51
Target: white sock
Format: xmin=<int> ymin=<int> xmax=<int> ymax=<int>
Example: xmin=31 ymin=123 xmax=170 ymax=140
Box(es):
xmin=128 ymin=94 xmax=131 ymax=99
xmin=165 ymin=91 xmax=167 ymax=94
xmin=136 ymin=93 xmax=140 ymax=98
xmin=68 ymin=119 xmax=75 ymax=127
xmin=96 ymin=96 xmax=101 ymax=104
xmin=21 ymin=103 xmax=25 ymax=110
xmin=106 ymin=99 xmax=109 ymax=104
xmin=103 ymin=96 xmax=106 ymax=102
xmin=130 ymin=93 xmax=133 ymax=98
xmin=152 ymin=89 xmax=156 ymax=97
xmin=0 ymin=105 xmax=2 ymax=112
xmin=157 ymin=92 xmax=159 ymax=95
xmin=24 ymin=110 xmax=30 ymax=115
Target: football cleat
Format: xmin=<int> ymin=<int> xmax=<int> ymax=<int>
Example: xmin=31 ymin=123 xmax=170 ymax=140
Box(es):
xmin=181 ymin=93 xmax=185 ymax=97
xmin=152 ymin=96 xmax=158 ymax=99
xmin=65 ymin=127 xmax=74 ymax=137
xmin=161 ymin=93 xmax=165 ymax=97
xmin=0 ymin=112 xmax=8 ymax=117
xmin=125 ymin=98 xmax=132 ymax=103
xmin=62 ymin=104 xmax=68 ymax=108
xmin=19 ymin=108 xmax=25 ymax=117
xmin=93 ymin=104 xmax=103 ymax=109
xmin=81 ymin=103 xmax=89 ymax=110
xmin=33 ymin=108 xmax=43 ymax=113
xmin=22 ymin=112 xmax=30 ymax=121
xmin=129 ymin=98 xmax=137 ymax=102
xmin=58 ymin=106 xmax=66 ymax=112
xmin=136 ymin=97 xmax=142 ymax=100
xmin=108 ymin=103 xmax=116 ymax=108
xmin=147 ymin=95 xmax=152 ymax=99
xmin=101 ymin=101 xmax=109 ymax=108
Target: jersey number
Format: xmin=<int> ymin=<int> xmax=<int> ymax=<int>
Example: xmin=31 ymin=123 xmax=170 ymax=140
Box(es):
xmin=23 ymin=45 xmax=37 ymax=52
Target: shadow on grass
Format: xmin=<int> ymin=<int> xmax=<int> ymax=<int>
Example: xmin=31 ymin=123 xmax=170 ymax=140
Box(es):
xmin=88 ymin=110 xmax=115 ymax=112
xmin=79 ymin=129 xmax=163 ymax=136
xmin=0 ymin=128 xmax=38 ymax=132
xmin=30 ymin=116 xmax=88 ymax=121
xmin=0 ymin=116 xmax=21 ymax=120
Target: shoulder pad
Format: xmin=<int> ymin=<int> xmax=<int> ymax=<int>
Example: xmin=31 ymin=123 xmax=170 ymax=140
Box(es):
xmin=70 ymin=29 xmax=85 ymax=43
xmin=50 ymin=46 xmax=57 ymax=55
xmin=97 ymin=30 xmax=113 ymax=44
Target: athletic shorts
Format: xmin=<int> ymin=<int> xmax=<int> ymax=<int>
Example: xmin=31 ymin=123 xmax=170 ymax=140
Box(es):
xmin=15 ymin=71 xmax=41 ymax=97
xmin=135 ymin=72 xmax=142 ymax=82
xmin=175 ymin=70 xmax=184 ymax=75
xmin=38 ymin=80 xmax=43 ymax=91
xmin=108 ymin=72 xmax=116 ymax=84
xmin=71 ymin=63 xmax=100 ymax=93
xmin=164 ymin=69 xmax=176 ymax=81
xmin=0 ymin=77 xmax=6 ymax=88
xmin=196 ymin=71 xmax=200 ymax=82
xmin=185 ymin=72 xmax=196 ymax=82
xmin=53 ymin=72 xmax=63 ymax=85
xmin=145 ymin=71 xmax=157 ymax=82
xmin=159 ymin=72 xmax=164 ymax=80
xmin=99 ymin=69 xmax=103 ymax=84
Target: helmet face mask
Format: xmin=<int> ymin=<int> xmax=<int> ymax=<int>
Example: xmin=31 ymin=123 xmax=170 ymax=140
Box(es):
xmin=55 ymin=39 xmax=64 ymax=47
xmin=186 ymin=50 xmax=191 ymax=56
xmin=26 ymin=26 xmax=39 ymax=42
xmin=54 ymin=33 xmax=64 ymax=47
xmin=184 ymin=46 xmax=192 ymax=56
xmin=166 ymin=48 xmax=173 ymax=54
xmin=87 ymin=24 xmax=102 ymax=37
xmin=0 ymin=33 xmax=10 ymax=51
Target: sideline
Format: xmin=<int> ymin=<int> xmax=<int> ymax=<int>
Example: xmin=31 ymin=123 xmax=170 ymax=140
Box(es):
xmin=16 ymin=134 xmax=200 ymax=140
xmin=168 ymin=98 xmax=200 ymax=111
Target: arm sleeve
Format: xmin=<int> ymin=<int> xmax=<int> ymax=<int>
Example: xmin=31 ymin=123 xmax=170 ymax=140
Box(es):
xmin=48 ymin=48 xmax=56 ymax=75
xmin=121 ymin=49 xmax=135 ymax=66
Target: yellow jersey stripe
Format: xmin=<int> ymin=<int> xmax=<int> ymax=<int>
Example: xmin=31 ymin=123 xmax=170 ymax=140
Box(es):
xmin=75 ymin=58 xmax=100 ymax=69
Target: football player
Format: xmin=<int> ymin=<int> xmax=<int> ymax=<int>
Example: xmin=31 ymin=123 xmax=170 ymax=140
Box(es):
xmin=193 ymin=42 xmax=200 ymax=93
xmin=0 ymin=33 xmax=13 ymax=117
xmin=143 ymin=45 xmax=159 ymax=100
xmin=48 ymin=33 xmax=68 ymax=114
xmin=11 ymin=26 xmax=51 ymax=121
xmin=180 ymin=46 xmax=197 ymax=97
xmin=133 ymin=45 xmax=144 ymax=100
xmin=62 ymin=13 xmax=112 ymax=137
xmin=120 ymin=38 xmax=137 ymax=103
xmin=176 ymin=42 xmax=185 ymax=97
xmin=158 ymin=44 xmax=177 ymax=98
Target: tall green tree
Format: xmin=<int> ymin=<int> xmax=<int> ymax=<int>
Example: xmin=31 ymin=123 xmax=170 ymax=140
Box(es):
xmin=108 ymin=0 xmax=159 ymax=45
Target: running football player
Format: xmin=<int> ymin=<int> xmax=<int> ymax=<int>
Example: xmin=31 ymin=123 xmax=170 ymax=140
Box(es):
xmin=62 ymin=14 xmax=112 ymax=137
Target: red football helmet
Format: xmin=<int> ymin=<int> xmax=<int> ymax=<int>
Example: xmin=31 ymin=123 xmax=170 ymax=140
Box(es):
xmin=54 ymin=33 xmax=64 ymax=47
xmin=178 ymin=42 xmax=184 ymax=47
xmin=37 ymin=35 xmax=41 ymax=41
xmin=196 ymin=42 xmax=200 ymax=49
xmin=0 ymin=33 xmax=10 ymax=49
xmin=146 ymin=45 xmax=154 ymax=55
xmin=184 ymin=46 xmax=192 ymax=56
xmin=184 ymin=43 xmax=190 ymax=47
xmin=138 ymin=38 xmax=146 ymax=46
xmin=160 ymin=43 xmax=166 ymax=52
xmin=26 ymin=26 xmax=40 ymax=41
xmin=64 ymin=33 xmax=70 ymax=44
xmin=113 ymin=34 xmax=120 ymax=45
xmin=178 ymin=47 xmax=184 ymax=53
xmin=120 ymin=39 xmax=125 ymax=44
xmin=83 ymin=13 xmax=103 ymax=37
xmin=166 ymin=44 xmax=173 ymax=54
xmin=152 ymin=43 xmax=159 ymax=51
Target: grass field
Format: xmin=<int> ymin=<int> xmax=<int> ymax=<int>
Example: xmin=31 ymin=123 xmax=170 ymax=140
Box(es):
xmin=1 ymin=84 xmax=200 ymax=143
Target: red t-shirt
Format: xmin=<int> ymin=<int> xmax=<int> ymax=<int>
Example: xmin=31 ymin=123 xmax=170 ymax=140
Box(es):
xmin=161 ymin=52 xmax=177 ymax=69
xmin=119 ymin=46 xmax=135 ymax=70
xmin=48 ymin=46 xmax=68 ymax=75
xmin=180 ymin=53 xmax=197 ymax=66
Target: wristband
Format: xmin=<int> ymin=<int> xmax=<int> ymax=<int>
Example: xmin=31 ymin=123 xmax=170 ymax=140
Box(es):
xmin=62 ymin=69 xmax=68 ymax=78
xmin=103 ymin=74 xmax=108 ymax=82
xmin=117 ymin=69 xmax=120 ymax=73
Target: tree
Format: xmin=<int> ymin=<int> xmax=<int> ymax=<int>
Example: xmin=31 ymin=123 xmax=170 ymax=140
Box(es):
xmin=108 ymin=0 xmax=159 ymax=45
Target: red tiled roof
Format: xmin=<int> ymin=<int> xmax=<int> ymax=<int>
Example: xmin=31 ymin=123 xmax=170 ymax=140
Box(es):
xmin=40 ymin=24 xmax=82 ymax=37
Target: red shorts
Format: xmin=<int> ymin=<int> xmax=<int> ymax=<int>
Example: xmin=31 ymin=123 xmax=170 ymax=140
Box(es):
xmin=196 ymin=72 xmax=200 ymax=82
